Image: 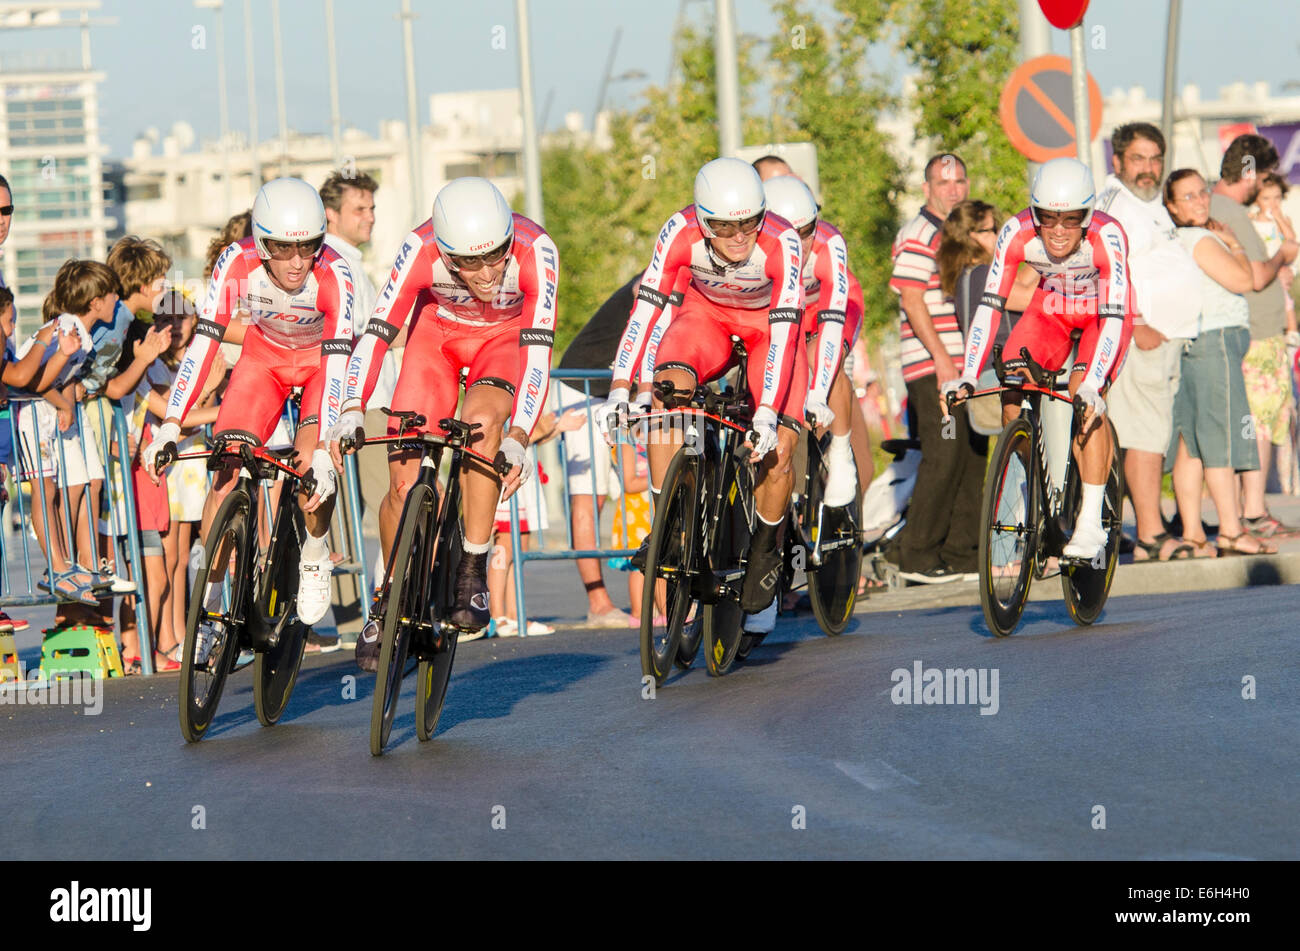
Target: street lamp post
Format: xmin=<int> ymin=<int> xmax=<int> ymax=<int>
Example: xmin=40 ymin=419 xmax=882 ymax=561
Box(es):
xmin=398 ymin=0 xmax=423 ymax=217
xmin=195 ymin=0 xmax=232 ymax=211
xmin=271 ymin=0 xmax=289 ymax=177
xmin=516 ymin=0 xmax=543 ymax=224
xmin=242 ymin=0 xmax=261 ymax=187
xmin=325 ymin=0 xmax=343 ymax=170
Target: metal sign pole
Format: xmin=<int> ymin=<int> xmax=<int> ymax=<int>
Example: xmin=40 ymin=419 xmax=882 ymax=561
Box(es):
xmin=1069 ymin=22 xmax=1090 ymax=169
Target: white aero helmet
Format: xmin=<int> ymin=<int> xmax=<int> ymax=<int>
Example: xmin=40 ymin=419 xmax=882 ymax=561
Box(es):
xmin=761 ymin=175 xmax=818 ymax=232
xmin=694 ymin=157 xmax=766 ymax=238
xmin=252 ymin=177 xmax=327 ymax=260
xmin=1029 ymin=157 xmax=1096 ymax=228
xmin=432 ymin=177 xmax=515 ymax=259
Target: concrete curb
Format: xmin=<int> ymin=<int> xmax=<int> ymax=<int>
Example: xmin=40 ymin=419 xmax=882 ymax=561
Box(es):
xmin=855 ymin=551 xmax=1300 ymax=615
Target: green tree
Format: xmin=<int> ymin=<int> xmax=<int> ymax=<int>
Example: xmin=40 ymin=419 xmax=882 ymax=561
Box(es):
xmin=542 ymin=22 xmax=755 ymax=356
xmin=887 ymin=0 xmax=1025 ymax=216
xmin=768 ymin=0 xmax=904 ymax=334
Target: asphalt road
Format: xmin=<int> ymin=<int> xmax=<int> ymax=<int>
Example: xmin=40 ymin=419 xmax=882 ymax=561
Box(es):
xmin=2 ymin=584 xmax=1295 ymax=860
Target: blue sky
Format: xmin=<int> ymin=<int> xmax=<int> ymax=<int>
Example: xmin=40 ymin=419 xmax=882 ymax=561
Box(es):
xmin=3 ymin=0 xmax=1297 ymax=159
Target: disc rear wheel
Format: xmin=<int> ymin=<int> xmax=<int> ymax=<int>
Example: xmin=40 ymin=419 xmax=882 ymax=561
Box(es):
xmin=253 ymin=501 xmax=308 ymax=726
xmin=703 ymin=458 xmax=754 ymax=676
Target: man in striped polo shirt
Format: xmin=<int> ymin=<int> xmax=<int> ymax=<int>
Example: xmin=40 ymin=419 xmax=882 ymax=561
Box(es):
xmin=889 ymin=153 xmax=984 ymax=582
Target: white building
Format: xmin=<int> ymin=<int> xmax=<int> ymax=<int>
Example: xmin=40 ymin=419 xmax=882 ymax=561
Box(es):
xmin=0 ymin=2 xmax=113 ymax=333
xmin=120 ymin=89 xmax=527 ymax=294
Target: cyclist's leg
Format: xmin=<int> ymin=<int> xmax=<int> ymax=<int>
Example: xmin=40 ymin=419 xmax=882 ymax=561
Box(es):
xmin=1000 ymin=289 xmax=1075 ymax=425
xmin=1061 ymin=310 xmax=1129 ymax=556
xmin=649 ymin=294 xmax=733 ymax=491
xmin=742 ymin=319 xmax=805 ymax=612
xmin=450 ymin=325 xmax=521 ymax=631
xmin=377 ymin=317 xmax=463 ymax=557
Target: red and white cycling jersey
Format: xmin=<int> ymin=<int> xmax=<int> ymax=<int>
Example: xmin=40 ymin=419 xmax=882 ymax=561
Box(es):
xmin=165 ymin=236 xmax=355 ymax=429
xmin=341 ymin=213 xmax=558 ymax=438
xmin=800 ymin=220 xmax=860 ymax=402
xmin=612 ymin=205 xmax=803 ymax=410
xmin=962 ymin=208 xmax=1131 ymax=393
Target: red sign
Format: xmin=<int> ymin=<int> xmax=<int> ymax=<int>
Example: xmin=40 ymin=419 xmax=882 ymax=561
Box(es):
xmin=1037 ymin=0 xmax=1090 ymax=29
xmin=999 ymin=55 xmax=1103 ymax=163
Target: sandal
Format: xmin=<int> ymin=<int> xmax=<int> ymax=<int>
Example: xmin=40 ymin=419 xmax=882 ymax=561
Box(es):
xmin=37 ymin=571 xmax=102 ymax=607
xmin=153 ymin=646 xmax=182 ymax=673
xmin=1180 ymin=536 xmax=1217 ymax=559
xmin=1216 ymin=533 xmax=1276 ymax=557
xmin=120 ymin=653 xmax=142 ymax=676
xmin=1132 ymin=532 xmax=1193 ymax=562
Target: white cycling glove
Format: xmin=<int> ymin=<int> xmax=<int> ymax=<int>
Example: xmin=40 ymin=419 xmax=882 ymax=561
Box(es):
xmin=749 ymin=406 xmax=780 ymax=460
xmin=596 ymin=386 xmax=631 ymax=447
xmin=940 ymin=375 xmax=979 ymax=417
xmin=804 ymin=393 xmax=835 ymax=429
xmin=305 ymin=448 xmax=337 ymax=503
xmin=1075 ymin=385 xmax=1107 ymax=429
xmin=497 ymin=436 xmax=531 ymax=487
xmin=326 ymin=409 xmax=366 ymax=450
xmin=143 ymin=421 xmax=182 ymax=475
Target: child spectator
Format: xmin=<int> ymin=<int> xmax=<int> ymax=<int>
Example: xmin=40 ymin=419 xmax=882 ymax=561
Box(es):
xmin=10 ymin=262 xmax=116 ymax=606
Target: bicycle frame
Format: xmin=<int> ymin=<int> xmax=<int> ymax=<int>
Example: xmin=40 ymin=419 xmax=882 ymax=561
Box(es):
xmin=185 ymin=440 xmax=311 ymax=651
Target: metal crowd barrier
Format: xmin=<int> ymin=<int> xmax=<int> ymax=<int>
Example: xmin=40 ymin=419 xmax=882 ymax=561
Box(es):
xmin=0 ymin=394 xmax=370 ymax=679
xmin=507 ymin=368 xmax=639 ymax=635
xmin=1 ymin=397 xmax=151 ymax=670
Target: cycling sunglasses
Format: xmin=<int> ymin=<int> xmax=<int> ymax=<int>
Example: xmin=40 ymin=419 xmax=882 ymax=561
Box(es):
xmin=705 ymin=213 xmax=764 ymax=238
xmin=265 ymin=236 xmax=324 ymax=260
xmin=446 ymin=241 xmax=513 ymax=272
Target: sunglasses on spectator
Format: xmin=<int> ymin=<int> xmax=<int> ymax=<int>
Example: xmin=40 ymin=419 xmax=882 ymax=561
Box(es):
xmin=0 ymin=205 xmax=13 ymax=216
xmin=796 ymin=219 xmax=818 ymax=240
xmin=265 ymin=237 xmax=323 ymax=260
xmin=446 ymin=241 xmax=512 ymax=272
xmin=705 ymin=213 xmax=764 ymax=238
xmin=973 ymin=227 xmax=997 ymax=234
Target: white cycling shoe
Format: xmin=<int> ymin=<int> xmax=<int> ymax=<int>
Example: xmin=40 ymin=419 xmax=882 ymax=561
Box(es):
xmin=1061 ymin=521 xmax=1108 ymax=564
xmin=822 ymin=450 xmax=859 ymax=508
xmin=296 ymin=559 xmax=334 ymax=626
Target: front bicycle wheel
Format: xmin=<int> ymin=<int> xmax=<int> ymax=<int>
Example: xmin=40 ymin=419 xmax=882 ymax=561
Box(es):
xmin=370 ymin=482 xmax=435 ymax=755
xmin=806 ymin=432 xmax=863 ymax=636
xmin=254 ymin=500 xmax=308 ymax=726
xmin=1061 ymin=418 xmax=1123 ymax=625
xmin=179 ymin=488 xmax=252 ymax=742
xmin=416 ymin=511 xmax=460 ymax=741
xmin=640 ymin=449 xmax=700 ymax=686
xmin=703 ymin=457 xmax=754 ymax=676
xmin=979 ymin=418 xmax=1038 ymax=637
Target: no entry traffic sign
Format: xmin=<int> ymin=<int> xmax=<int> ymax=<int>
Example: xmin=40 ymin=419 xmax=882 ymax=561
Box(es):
xmin=999 ymin=54 xmax=1102 ymax=163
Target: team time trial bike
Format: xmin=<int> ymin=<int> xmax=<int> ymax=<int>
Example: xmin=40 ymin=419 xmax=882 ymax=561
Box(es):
xmin=342 ymin=409 xmax=510 ymax=756
xmin=967 ymin=342 xmax=1123 ymax=637
xmin=154 ymin=437 xmax=319 ymax=742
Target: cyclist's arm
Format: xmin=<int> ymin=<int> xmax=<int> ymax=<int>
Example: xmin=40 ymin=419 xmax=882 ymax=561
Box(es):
xmin=961 ymin=218 xmax=1028 ymax=379
xmin=162 ymin=242 xmax=247 ymax=425
xmin=1079 ymin=220 xmax=1131 ymax=393
xmin=610 ymin=212 xmax=691 ymax=392
xmin=759 ymin=223 xmax=805 ymax=411
xmin=809 ymin=230 xmax=851 ymax=403
xmin=508 ymin=232 xmax=561 ymax=442
xmin=341 ymin=230 xmax=432 ymax=414
xmin=312 ymin=254 xmax=357 ymax=436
